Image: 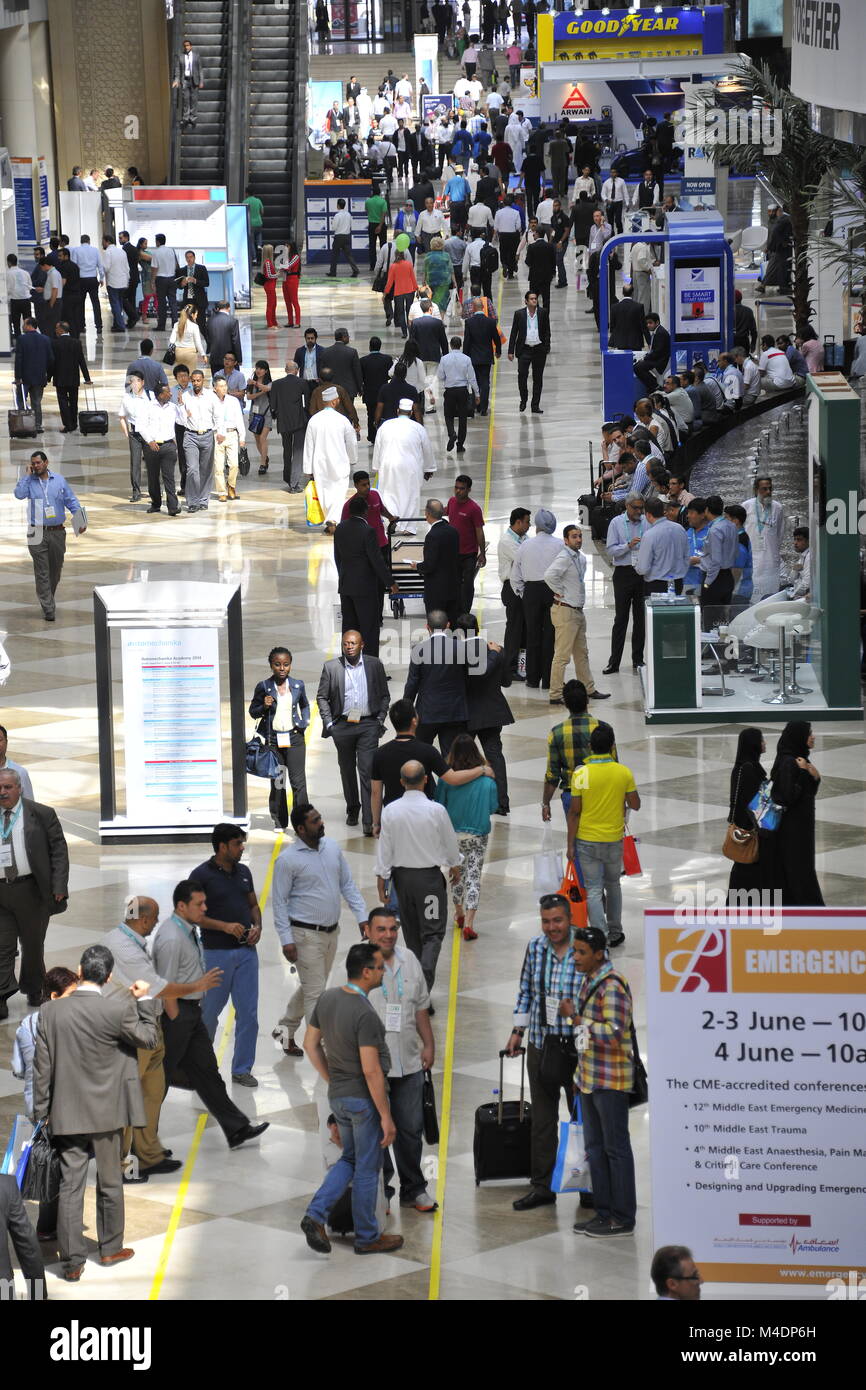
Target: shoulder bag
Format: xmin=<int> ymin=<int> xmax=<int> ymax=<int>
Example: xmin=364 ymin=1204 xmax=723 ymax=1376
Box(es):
xmin=245 ymin=706 xmax=281 ymax=780
xmin=722 ymin=766 xmax=759 ymax=863
xmin=422 ymin=1068 xmax=439 ymax=1144
xmin=748 ymin=779 xmax=784 ymax=833
xmin=238 ymin=444 xmax=251 ymax=477
xmin=162 ymin=342 xmax=177 ymax=366
xmin=580 ymin=972 xmax=647 ymax=1107
xmin=18 ymin=1120 xmax=61 ymax=1203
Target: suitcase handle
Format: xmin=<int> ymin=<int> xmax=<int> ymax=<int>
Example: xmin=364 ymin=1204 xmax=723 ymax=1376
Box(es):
xmin=81 ymin=382 xmax=98 ymax=406
xmin=498 ymin=1047 xmax=527 ymax=1124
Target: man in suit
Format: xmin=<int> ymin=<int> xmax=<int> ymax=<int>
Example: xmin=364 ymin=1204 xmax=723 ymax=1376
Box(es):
xmin=508 ymin=290 xmax=551 ymax=414
xmin=456 ymin=613 xmax=514 ymax=814
xmin=634 ymin=312 xmax=671 ymax=394
xmin=346 ymin=75 xmax=362 ymax=103
xmin=320 ymin=327 xmax=363 ymax=401
xmin=525 ymin=230 xmax=557 ymax=312
xmin=409 ymin=302 xmax=449 ymax=407
xmin=0 ymin=769 xmax=69 ymax=1015
xmin=317 ymin=631 xmax=390 ymax=835
xmin=0 ymin=1174 xmax=45 ymax=1299
xmin=207 ymin=301 xmax=242 ymax=371
xmin=13 ymin=318 xmax=54 ymax=431
xmin=403 ymin=611 xmax=468 ymax=755
xmin=360 ymin=336 xmax=393 ymax=443
xmin=415 ymin=498 xmax=460 ymax=622
xmin=32 ymin=943 xmax=159 ymax=1280
xmin=50 ymin=320 xmax=91 ymax=432
xmin=609 ymin=285 xmax=646 ymax=352
xmin=173 ymin=37 xmax=205 ymax=129
xmin=462 ymin=299 xmax=502 ymax=416
xmin=334 ymin=497 xmax=396 ymax=656
xmin=175 ymin=249 xmax=210 ymax=317
xmin=118 ymin=230 xmax=141 ymax=328
xmin=57 ymin=248 xmax=84 ymax=336
xmin=67 ymin=167 xmax=87 ymax=192
xmin=270 ymin=361 xmax=308 ymax=491
xmin=294 ymin=326 xmax=326 ymax=406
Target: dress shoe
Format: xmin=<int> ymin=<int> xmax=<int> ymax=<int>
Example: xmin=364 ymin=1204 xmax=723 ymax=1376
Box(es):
xmin=44 ymin=613 xmax=56 ymax=622
xmin=633 ymin=660 xmax=645 ymax=669
xmin=346 ymin=811 xmax=360 ymax=826
xmin=141 ymin=1157 xmax=182 ymax=1175
xmin=228 ymin=1120 xmax=269 ymax=1149
xmin=510 ymin=671 xmax=526 ymax=682
xmin=282 ymin=1037 xmax=304 ymax=1057
xmin=446 ymin=437 xmax=455 ymax=451
xmin=100 ymin=1248 xmax=135 ymax=1266
xmin=301 ymin=1213 xmax=332 ymax=1253
xmin=122 ymin=1171 xmax=149 ymax=1184
xmin=0 ymin=1000 xmax=8 ymax=1020
xmin=63 ymin=1265 xmax=85 ymax=1281
xmin=589 ymin=690 xmax=611 ymax=699
xmin=531 ymin=406 xmax=543 ymax=414
xmin=513 ymin=1189 xmax=556 ymax=1211
xmin=37 ymin=1230 xmax=57 ymax=1242
xmin=602 ymin=665 xmax=619 ymax=675
xmin=363 ymin=825 xmax=375 ymax=837
xmin=549 ymin=698 xmax=564 ymax=706
xmin=231 ymin=1072 xmax=259 ymax=1087
xmin=147 ymin=506 xmax=161 ymax=513
xmin=456 ymin=444 xmax=465 ymax=453
xmin=354 ymin=1233 xmax=404 ymax=1255
xmin=519 ymin=401 xmax=527 ymax=412
xmin=494 ymin=805 xmax=509 ymax=816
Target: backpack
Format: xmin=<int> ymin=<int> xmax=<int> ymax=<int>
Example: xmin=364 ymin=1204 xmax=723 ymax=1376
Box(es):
xmin=480 ymin=243 xmax=499 ymax=274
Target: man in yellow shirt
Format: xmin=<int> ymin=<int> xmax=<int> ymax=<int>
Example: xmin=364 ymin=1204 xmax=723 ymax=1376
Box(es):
xmin=566 ymin=725 xmax=640 ymax=947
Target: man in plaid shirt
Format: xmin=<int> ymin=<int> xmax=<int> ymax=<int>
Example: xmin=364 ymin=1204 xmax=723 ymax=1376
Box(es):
xmin=569 ymin=925 xmax=637 ymax=1237
xmin=505 ymin=895 xmax=582 ymax=1212
xmin=541 ymin=680 xmax=614 ymax=825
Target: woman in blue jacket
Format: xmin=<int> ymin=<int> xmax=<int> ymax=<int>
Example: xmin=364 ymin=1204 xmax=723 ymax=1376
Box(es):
xmin=248 ymin=646 xmax=310 ymax=830
xmin=435 ymin=733 xmax=498 ymax=940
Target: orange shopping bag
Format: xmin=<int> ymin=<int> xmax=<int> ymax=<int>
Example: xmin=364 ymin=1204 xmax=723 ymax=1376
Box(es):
xmin=560 ymin=861 xmax=588 ymax=929
xmin=622 ymin=834 xmax=642 ymax=877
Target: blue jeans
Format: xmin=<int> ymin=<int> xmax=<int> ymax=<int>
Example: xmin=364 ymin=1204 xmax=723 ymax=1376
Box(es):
xmin=381 ymin=1069 xmax=425 ymax=1201
xmin=201 ymin=947 xmax=260 ymax=1076
xmin=575 ymin=838 xmax=623 ymax=939
xmin=107 ymin=285 xmax=127 ymax=329
xmin=581 ymin=1088 xmax=636 ymax=1225
xmin=307 ymin=1096 xmax=383 ymax=1245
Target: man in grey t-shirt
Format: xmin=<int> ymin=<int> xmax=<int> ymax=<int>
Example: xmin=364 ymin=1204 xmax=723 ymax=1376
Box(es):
xmin=301 ymin=942 xmax=404 ymax=1257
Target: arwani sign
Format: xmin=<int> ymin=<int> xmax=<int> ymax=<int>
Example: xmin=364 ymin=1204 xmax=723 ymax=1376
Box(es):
xmin=791 ymin=0 xmax=866 ymax=117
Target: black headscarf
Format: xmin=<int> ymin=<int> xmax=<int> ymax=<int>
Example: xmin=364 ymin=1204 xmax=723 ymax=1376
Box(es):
xmin=734 ymin=727 xmax=764 ymax=767
xmin=771 ymin=721 xmax=812 ymax=779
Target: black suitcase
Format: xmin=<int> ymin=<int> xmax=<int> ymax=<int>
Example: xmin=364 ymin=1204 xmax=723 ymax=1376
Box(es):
xmin=473 ymin=1049 xmax=532 ymax=1185
xmin=79 ymin=383 xmax=109 ymax=436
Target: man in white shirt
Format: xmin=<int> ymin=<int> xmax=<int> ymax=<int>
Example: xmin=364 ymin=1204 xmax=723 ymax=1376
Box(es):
xmin=466 ymin=78 xmax=483 ymax=109
xmin=212 ymin=376 xmax=247 ymax=502
xmin=544 ymin=524 xmax=605 ymax=703
xmin=41 ymin=262 xmax=64 ymax=337
xmin=181 ymin=370 xmax=220 ymax=512
xmin=379 ymin=108 xmax=398 ymax=139
xmin=364 ymin=910 xmax=436 ymax=1213
xmin=118 ymin=371 xmax=154 ymax=502
xmin=573 ymin=166 xmax=597 ymax=199
xmin=498 ymin=506 xmax=532 ymax=676
xmin=416 ymin=196 xmax=446 ymax=251
xmin=600 ymin=169 xmax=628 ymax=234
xmin=140 ymin=384 xmax=181 ymax=515
xmin=535 ymin=194 xmax=555 ymax=233
xmin=101 ymin=236 xmax=130 ymax=332
xmin=718 ymin=353 xmax=744 ymax=405
xmin=732 ymin=347 xmax=761 ymax=405
xmin=467 ymin=199 xmax=494 ymax=235
xmin=395 ymin=72 xmax=413 ymax=103
xmin=493 ymin=197 xmax=522 ymax=278
xmin=69 ymin=236 xmax=104 ymax=334
xmin=5 ymin=255 xmax=32 ymax=342
xmin=150 ymin=235 xmax=179 ymax=330
xmin=741 ymin=476 xmax=785 ymax=599
xmin=327 ymin=198 xmax=360 ymax=278
xmin=375 ymin=760 xmax=461 ymax=991
xmin=453 ymin=76 xmax=472 ymax=106
xmin=757 ymin=334 xmax=797 ymax=392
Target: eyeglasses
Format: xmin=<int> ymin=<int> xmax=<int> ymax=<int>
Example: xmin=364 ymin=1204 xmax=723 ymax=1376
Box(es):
xmin=539 ymin=894 xmax=569 ymax=909
xmin=674 ymin=1270 xmax=701 ymax=1281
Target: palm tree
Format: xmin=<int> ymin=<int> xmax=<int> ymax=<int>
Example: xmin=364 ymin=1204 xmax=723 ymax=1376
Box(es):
xmin=700 ymin=58 xmax=849 ymax=327
xmin=808 ymin=157 xmax=866 ymax=300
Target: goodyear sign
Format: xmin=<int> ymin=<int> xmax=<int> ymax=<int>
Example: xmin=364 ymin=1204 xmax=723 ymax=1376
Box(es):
xmin=537 ymin=6 xmax=724 ymax=64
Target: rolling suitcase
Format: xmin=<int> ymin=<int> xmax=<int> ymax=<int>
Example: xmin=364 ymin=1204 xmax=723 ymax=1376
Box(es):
xmin=8 ymin=385 xmax=37 ymax=439
xmin=473 ymin=1049 xmax=532 ymax=1185
xmin=78 ymin=383 xmax=109 ymax=436
xmin=822 ymin=334 xmax=845 ymax=369
xmin=388 ymin=518 xmax=428 ymax=618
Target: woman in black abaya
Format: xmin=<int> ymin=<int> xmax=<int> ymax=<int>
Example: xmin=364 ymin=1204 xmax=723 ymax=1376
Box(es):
xmin=770 ymin=721 xmax=824 ymax=906
xmin=727 ymin=727 xmax=776 ymax=902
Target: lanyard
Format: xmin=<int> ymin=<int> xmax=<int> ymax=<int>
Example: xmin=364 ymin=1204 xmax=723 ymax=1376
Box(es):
xmin=543 ymin=946 xmax=568 ymax=997
xmin=381 ymin=962 xmax=404 ymax=1003
xmin=171 ymin=913 xmax=205 ymax=972
xmin=754 ymin=500 xmax=773 ymax=536
xmin=119 ymin=923 xmax=149 ymax=953
xmin=345 ymin=984 xmax=372 ymax=1006
xmin=1 ymin=803 xmax=23 ymax=840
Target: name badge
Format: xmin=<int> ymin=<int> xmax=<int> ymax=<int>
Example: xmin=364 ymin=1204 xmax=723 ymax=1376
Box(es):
xmin=385 ymin=1003 xmax=402 ymax=1031
xmin=346 ymin=708 xmax=361 ymax=724
xmin=575 ymin=1023 xmax=590 ymax=1053
xmin=276 ymin=731 xmax=293 ymax=748
xmin=545 ymin=995 xmax=559 ymax=1027
xmin=0 ymin=843 xmax=12 ymax=869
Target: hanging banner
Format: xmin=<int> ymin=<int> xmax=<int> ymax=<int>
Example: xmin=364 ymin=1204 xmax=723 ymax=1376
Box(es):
xmin=647 ymin=908 xmax=866 ymax=1287
xmin=37 ymin=156 xmax=50 ymax=241
xmin=536 ymin=5 xmax=726 ymax=63
xmin=421 ymin=94 xmax=455 ymax=123
xmin=414 ymin=33 xmax=439 ymax=111
xmin=11 ymin=156 xmax=36 ymax=243
xmin=121 ymin=628 xmax=223 ymax=824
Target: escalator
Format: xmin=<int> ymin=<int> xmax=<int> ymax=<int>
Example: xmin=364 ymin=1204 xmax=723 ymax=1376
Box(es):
xmin=174 ymin=0 xmax=231 ymax=187
xmin=247 ymin=3 xmax=298 ymax=243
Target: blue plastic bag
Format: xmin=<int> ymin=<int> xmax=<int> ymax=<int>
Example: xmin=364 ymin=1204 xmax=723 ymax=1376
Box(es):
xmin=551 ymin=1096 xmax=591 ymax=1195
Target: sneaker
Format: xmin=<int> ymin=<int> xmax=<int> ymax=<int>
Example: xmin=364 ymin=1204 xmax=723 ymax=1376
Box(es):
xmin=583 ymin=1219 xmax=635 ymax=1238
xmin=401 ymin=1188 xmax=438 ymax=1212
xmin=573 ymin=1215 xmax=609 ymax=1236
xmin=607 ymin=931 xmax=626 ymax=948
xmin=231 ymin=1072 xmax=259 ymax=1087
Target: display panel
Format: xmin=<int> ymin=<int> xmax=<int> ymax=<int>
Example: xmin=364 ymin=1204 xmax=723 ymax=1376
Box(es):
xmin=673 ymin=258 xmax=722 ymax=336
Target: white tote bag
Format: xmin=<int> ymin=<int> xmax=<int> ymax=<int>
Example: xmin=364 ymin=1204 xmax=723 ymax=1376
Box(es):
xmin=532 ymin=825 xmax=564 ymax=897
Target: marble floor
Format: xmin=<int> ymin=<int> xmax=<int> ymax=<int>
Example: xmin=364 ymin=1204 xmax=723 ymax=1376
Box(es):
xmin=1 ymin=201 xmax=864 ymax=1303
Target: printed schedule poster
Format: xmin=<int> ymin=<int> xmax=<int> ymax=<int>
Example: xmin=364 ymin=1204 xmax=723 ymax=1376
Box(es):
xmin=646 ymin=909 xmax=866 ymax=1288
xmin=121 ymin=628 xmax=223 ymax=824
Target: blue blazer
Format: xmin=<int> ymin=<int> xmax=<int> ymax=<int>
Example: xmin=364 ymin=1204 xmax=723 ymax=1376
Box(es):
xmin=249 ymin=675 xmax=310 ymax=736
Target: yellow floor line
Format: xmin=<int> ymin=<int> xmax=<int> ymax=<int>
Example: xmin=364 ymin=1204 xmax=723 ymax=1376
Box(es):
xmin=427 ymin=920 xmax=462 ymax=1301
xmin=481 ymin=272 xmax=505 ymax=518
xmin=148 ymin=832 xmax=284 ymax=1300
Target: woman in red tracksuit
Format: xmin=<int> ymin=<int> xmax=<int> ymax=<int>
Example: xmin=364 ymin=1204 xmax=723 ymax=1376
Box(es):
xmin=383 ymin=251 xmax=418 ymax=339
xmin=281 ymin=242 xmax=301 ymax=327
xmin=262 ymin=243 xmax=278 ymax=327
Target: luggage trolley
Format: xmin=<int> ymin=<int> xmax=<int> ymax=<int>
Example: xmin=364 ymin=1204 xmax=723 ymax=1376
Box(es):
xmin=387 ymin=516 xmax=428 ymax=618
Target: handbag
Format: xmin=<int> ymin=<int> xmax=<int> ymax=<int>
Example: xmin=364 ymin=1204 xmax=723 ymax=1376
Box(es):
xmin=304 ymin=478 xmax=325 ymax=527
xmin=254 ymin=271 xmax=266 ymax=287
xmin=162 ymin=342 xmax=176 ymax=366
xmin=540 ymin=1032 xmax=578 ymax=1089
xmin=559 ymin=860 xmax=588 ymax=929
xmin=551 ymin=1096 xmax=591 ymax=1194
xmin=245 ymin=707 xmax=281 ymax=780
xmin=422 ymin=1068 xmax=439 ymax=1144
xmin=238 ymin=445 xmax=251 ymax=478
xmin=723 ymin=768 xmax=759 ymax=863
xmin=532 ymin=825 xmax=563 ymax=896
xmin=18 ymin=1121 xmax=61 ymax=1203
xmin=248 ymin=412 xmax=266 ymax=435
xmin=622 ymin=833 xmax=642 ymax=877
xmin=372 ymin=268 xmax=387 ymax=293
xmin=748 ymin=780 xmax=783 ymax=833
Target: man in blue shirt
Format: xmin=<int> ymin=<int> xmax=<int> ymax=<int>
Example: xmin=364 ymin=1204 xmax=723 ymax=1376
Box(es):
xmin=604 ymin=493 xmax=646 ymax=672
xmin=13 ymin=318 xmax=54 ymax=431
xmin=443 ymin=165 xmax=472 ymax=234
xmin=192 ymin=825 xmax=262 ymax=1088
xmin=126 ymin=339 xmax=169 ymax=395
xmin=13 ymin=450 xmax=85 ymax=621
xmin=698 ymin=494 xmax=740 ymax=612
xmin=634 ymin=497 xmax=689 ymax=594
xmin=683 ymin=497 xmax=710 ymax=596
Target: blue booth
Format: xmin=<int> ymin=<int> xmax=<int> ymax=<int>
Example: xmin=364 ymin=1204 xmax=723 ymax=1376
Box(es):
xmin=599 ymin=209 xmax=734 ymax=417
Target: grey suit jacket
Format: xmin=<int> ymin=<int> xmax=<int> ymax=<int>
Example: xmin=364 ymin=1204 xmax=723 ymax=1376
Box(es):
xmin=174 ymin=51 xmax=204 ymax=86
xmin=21 ymin=798 xmax=69 ymax=913
xmin=317 ymin=654 xmax=390 ymax=734
xmin=32 ymin=989 xmax=158 ymax=1134
xmin=0 ymin=1175 xmax=45 ymax=1296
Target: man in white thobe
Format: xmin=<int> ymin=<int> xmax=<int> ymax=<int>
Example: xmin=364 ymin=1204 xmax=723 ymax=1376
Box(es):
xmin=504 ymin=113 xmax=528 ymax=171
xmin=741 ymin=477 xmax=784 ymax=602
xmin=303 ymin=387 xmax=358 ymax=529
xmin=372 ymin=399 xmax=435 ymax=535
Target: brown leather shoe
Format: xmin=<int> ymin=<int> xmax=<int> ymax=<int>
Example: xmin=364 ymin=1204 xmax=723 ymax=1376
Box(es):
xmin=354 ymin=1233 xmax=405 ymax=1255
xmin=63 ymin=1265 xmax=85 ymax=1281
xmin=99 ymin=1247 xmax=135 ymax=1267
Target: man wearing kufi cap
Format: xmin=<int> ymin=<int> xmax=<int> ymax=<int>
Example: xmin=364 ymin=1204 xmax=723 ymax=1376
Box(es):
xmin=371 ymin=398 xmax=435 ymax=536
xmin=303 ymin=387 xmax=358 ymax=532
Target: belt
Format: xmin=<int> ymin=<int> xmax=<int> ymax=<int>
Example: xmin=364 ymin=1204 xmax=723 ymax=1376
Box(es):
xmin=190 ymin=428 xmax=213 ymax=435
xmin=290 ymin=920 xmax=338 ymax=934
xmin=553 ymin=598 xmax=583 ymax=610
xmin=0 ymin=874 xmax=35 ymax=885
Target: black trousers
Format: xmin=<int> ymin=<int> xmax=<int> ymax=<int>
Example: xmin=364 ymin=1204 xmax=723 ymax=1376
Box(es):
xmin=391 ymin=865 xmax=447 ymax=990
xmin=397 ymin=150 xmax=415 ymax=180
xmin=175 ymin=425 xmax=188 ymax=491
xmin=416 ymin=721 xmax=466 ymax=758
xmin=161 ymin=1001 xmax=248 ymax=1141
xmin=269 ymin=732 xmax=308 ymax=829
xmin=55 ymin=381 xmax=80 ymax=429
xmin=645 ymin=578 xmax=683 ymax=595
xmin=145 ymin=440 xmax=179 ymax=512
xmin=280 ymin=428 xmax=305 ymax=488
xmin=475 ymin=362 xmax=492 ymax=413
xmin=0 ymin=878 xmax=49 ymax=1002
xmin=329 ymin=234 xmax=359 ymax=275
xmin=527 ymin=1041 xmax=574 ymax=1193
xmin=517 ymin=347 xmax=547 ymax=407
xmin=79 ymin=277 xmax=103 ymax=331
xmin=61 ymin=293 xmax=84 ymax=336
xmin=330 ymin=717 xmax=380 ymax=826
xmin=528 ymin=279 xmax=552 ymax=313
xmin=499 ymin=232 xmax=519 ymax=276
xmin=475 ymin=725 xmax=509 ymax=809
xmin=9 ymin=298 xmax=31 ymax=340
xmin=522 ymin=580 xmax=555 ymax=687
xmin=155 ymin=276 xmax=177 ymax=329
xmin=634 ymin=358 xmax=662 ymax=394
xmin=501 ymin=578 xmax=525 ymax=672
xmin=609 ymin=566 xmax=646 ymax=668
xmin=701 ymin=569 xmax=734 ymax=614
xmin=123 ymin=281 xmax=140 ymax=326
xmin=458 ymin=552 xmax=478 ymax=614
xmin=340 ymin=588 xmax=382 ymax=657
xmin=368 ymin=223 xmax=386 ymax=268
xmin=444 ymin=386 xmax=470 ymax=447
xmin=605 ymin=200 xmax=623 ymax=234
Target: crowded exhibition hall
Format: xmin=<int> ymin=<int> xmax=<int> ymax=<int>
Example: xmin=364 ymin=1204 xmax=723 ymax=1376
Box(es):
xmin=0 ymin=0 xmax=864 ymax=1343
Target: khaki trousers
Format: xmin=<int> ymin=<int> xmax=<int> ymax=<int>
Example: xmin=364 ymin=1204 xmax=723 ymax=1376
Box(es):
xmin=122 ymin=1033 xmax=168 ymax=1169
xmin=550 ymin=602 xmax=596 ymax=700
xmin=214 ymin=428 xmax=240 ymax=497
xmin=279 ymin=926 xmax=339 ymax=1036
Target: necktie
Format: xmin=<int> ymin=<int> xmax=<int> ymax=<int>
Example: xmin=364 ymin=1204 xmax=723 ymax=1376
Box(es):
xmin=3 ymin=810 xmax=18 ymax=882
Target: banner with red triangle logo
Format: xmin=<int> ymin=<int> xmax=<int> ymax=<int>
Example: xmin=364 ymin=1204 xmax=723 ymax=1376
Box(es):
xmin=561 ymin=85 xmax=592 ymax=112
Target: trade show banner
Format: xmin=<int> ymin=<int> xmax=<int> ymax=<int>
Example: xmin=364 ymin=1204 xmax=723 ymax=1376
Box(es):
xmin=536 ymin=5 xmax=726 ymax=64
xmin=121 ymin=628 xmax=223 ymax=824
xmin=11 ymin=157 xmax=36 ymax=243
xmin=227 ymin=203 xmax=251 ymax=309
xmin=647 ymin=909 xmax=866 ymax=1286
xmin=414 ymin=33 xmax=438 ymax=108
xmin=37 ymin=156 xmax=49 ymax=241
xmin=421 ymin=94 xmax=454 ymax=122
xmin=674 ymin=262 xmax=721 ymax=335
xmin=791 ymin=0 xmax=866 ymax=117
xmin=309 ymin=80 xmax=344 ymax=136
